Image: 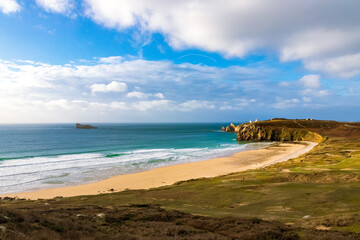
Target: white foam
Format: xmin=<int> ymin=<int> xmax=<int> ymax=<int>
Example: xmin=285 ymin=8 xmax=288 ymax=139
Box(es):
xmin=0 ymin=143 xmax=269 ymax=194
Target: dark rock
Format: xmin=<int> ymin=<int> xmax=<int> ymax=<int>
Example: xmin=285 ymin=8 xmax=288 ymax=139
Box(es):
xmin=225 ymin=123 xmax=236 ymax=132
xmin=76 ymin=123 xmax=97 ymax=129
xmin=2 ymin=197 xmax=15 ymax=201
xmin=221 ymin=126 xmax=226 ymax=131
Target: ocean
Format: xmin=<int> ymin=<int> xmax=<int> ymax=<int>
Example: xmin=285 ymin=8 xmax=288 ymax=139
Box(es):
xmin=0 ymin=123 xmax=270 ymax=194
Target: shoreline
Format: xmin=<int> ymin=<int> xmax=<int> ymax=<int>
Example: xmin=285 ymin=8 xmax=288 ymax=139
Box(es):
xmin=1 ymin=141 xmax=317 ymax=200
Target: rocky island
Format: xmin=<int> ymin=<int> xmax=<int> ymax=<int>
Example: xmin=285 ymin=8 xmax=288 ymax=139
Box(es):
xmin=76 ymin=123 xmax=97 ymax=129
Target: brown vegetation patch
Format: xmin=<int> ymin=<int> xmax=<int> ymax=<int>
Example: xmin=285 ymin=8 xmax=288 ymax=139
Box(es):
xmin=0 ymin=203 xmax=298 ymax=240
xmin=1 ymin=202 xmax=358 ymax=240
xmin=275 ymin=172 xmax=360 ymax=183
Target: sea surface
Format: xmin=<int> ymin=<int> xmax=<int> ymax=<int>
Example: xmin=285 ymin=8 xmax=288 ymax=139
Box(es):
xmin=0 ymin=123 xmax=270 ymax=194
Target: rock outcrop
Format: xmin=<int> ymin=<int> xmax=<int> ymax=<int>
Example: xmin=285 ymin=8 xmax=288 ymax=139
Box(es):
xmin=222 ymin=119 xmax=325 ymax=142
xmin=222 ymin=124 xmax=236 ymax=132
xmin=76 ymin=123 xmax=97 ymax=129
xmin=224 ymin=123 xmax=236 ymax=132
xmin=236 ymin=123 xmax=323 ymax=142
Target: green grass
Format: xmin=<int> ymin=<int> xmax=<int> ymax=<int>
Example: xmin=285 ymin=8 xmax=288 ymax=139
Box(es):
xmin=335 ymin=224 xmax=360 ymax=233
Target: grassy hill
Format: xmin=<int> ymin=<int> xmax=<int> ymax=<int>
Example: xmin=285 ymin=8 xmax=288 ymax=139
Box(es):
xmin=1 ymin=119 xmax=360 ymax=239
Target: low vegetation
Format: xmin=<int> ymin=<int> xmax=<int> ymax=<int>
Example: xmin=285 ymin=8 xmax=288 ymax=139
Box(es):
xmin=1 ymin=119 xmax=359 ymax=239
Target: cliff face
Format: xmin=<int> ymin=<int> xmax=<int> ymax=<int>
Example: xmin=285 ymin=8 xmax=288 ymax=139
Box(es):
xmin=222 ymin=119 xmax=326 ymax=142
xmin=236 ymin=123 xmax=323 ymax=142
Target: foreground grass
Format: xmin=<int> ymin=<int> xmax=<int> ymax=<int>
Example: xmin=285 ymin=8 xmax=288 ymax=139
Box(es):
xmin=1 ymin=120 xmax=360 ymax=239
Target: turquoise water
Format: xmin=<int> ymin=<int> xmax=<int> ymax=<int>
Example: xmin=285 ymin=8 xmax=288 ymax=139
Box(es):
xmin=0 ymin=123 xmax=269 ymax=194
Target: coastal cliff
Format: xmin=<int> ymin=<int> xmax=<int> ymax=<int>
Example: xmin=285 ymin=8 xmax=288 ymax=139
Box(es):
xmin=235 ymin=123 xmax=323 ymax=142
xmin=222 ymin=119 xmax=328 ymax=142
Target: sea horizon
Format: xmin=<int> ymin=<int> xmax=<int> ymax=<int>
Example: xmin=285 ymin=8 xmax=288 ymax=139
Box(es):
xmin=0 ymin=121 xmax=248 ymax=125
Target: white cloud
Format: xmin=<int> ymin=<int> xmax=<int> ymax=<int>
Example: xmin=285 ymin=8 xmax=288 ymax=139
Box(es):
xmin=126 ymin=91 xmax=149 ymax=99
xmin=302 ymin=96 xmax=311 ymax=102
xmin=298 ymin=75 xmax=321 ymax=88
xmin=272 ymin=98 xmax=300 ymax=109
xmin=90 ymin=81 xmax=127 ymax=94
xmin=280 ymin=75 xmax=322 ymax=90
xmin=154 ymin=93 xmax=164 ymax=99
xmin=178 ymin=100 xmax=215 ymax=112
xmin=133 ymin=100 xmax=174 ymax=111
xmin=232 ymin=98 xmax=256 ymax=108
xmin=296 ymin=75 xmax=330 ymax=99
xmin=44 ymin=99 xmax=72 ymax=110
xmin=280 ymin=29 xmax=360 ymax=62
xmin=219 ymin=105 xmax=233 ymax=111
xmin=84 ymin=0 xmax=360 ymax=77
xmin=131 ymin=99 xmax=216 ymax=112
xmin=110 ymin=101 xmax=127 ymax=110
xmin=301 ymin=89 xmax=330 ymax=97
xmin=36 ymin=0 xmax=73 ymax=14
xmin=305 ymin=53 xmax=360 ymax=78
xmin=99 ymin=56 xmax=123 ymax=64
xmin=279 ymin=81 xmax=290 ymax=87
xmin=0 ymin=0 xmax=20 ymax=14
xmin=218 ymin=99 xmax=257 ymax=111
xmin=318 ymin=90 xmax=330 ymax=97
xmin=127 ymin=91 xmax=164 ymax=99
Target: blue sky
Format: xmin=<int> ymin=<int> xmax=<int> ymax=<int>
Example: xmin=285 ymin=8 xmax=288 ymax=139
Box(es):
xmin=0 ymin=0 xmax=359 ymax=123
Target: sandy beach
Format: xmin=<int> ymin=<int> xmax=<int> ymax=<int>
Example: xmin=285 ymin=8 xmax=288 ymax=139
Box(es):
xmin=1 ymin=141 xmax=317 ymax=200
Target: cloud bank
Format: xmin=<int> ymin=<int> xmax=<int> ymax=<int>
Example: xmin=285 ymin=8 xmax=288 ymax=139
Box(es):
xmin=1 ymin=55 xmax=352 ymax=123
xmin=83 ymin=0 xmax=360 ymax=77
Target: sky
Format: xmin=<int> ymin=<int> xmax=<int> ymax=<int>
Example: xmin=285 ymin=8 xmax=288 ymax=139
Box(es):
xmin=0 ymin=0 xmax=359 ymax=123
